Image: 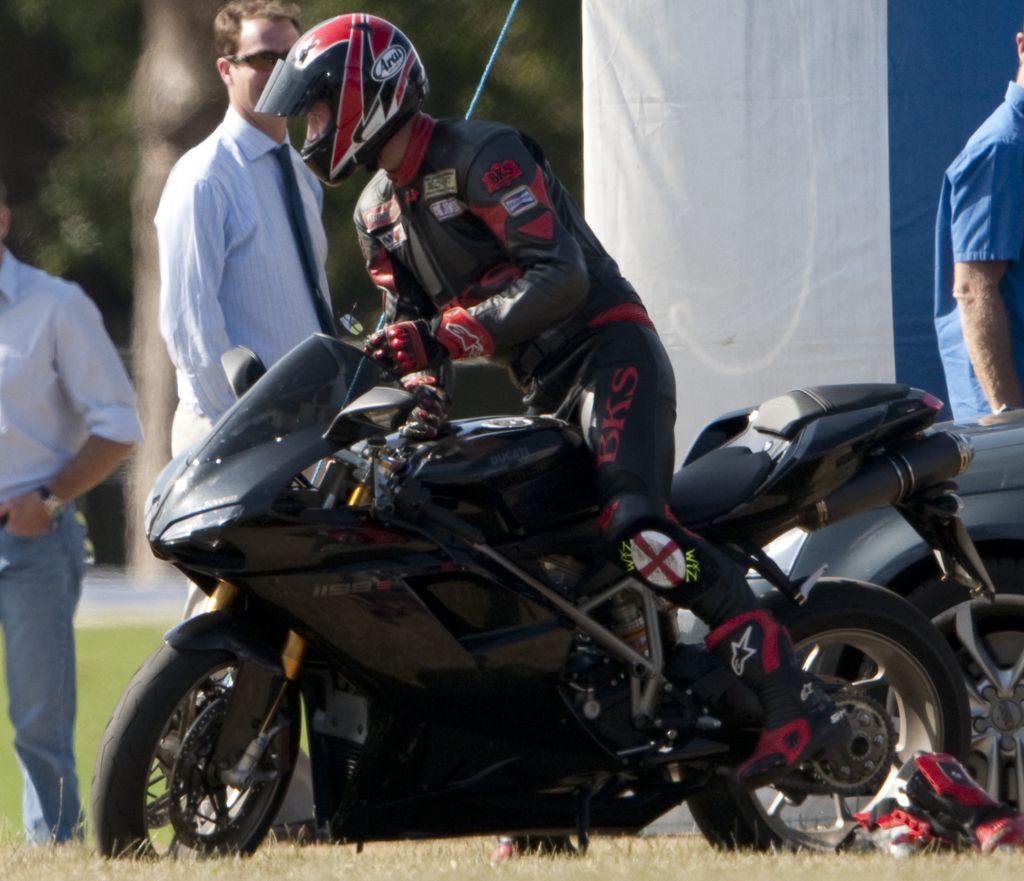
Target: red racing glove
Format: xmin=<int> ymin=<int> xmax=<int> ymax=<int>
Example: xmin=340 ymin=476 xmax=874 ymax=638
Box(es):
xmin=366 ymin=309 xmax=495 ymax=378
xmin=436 ymin=307 xmax=495 ymax=361
xmin=365 ymin=320 xmax=444 ymax=377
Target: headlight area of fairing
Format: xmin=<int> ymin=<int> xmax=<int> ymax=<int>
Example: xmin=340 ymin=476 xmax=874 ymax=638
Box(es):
xmin=157 ymin=504 xmax=244 ymax=547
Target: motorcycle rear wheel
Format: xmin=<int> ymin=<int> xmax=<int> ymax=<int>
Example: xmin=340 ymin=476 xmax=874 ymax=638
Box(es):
xmin=92 ymin=643 xmax=299 ymax=857
xmin=687 ymin=579 xmax=969 ymax=851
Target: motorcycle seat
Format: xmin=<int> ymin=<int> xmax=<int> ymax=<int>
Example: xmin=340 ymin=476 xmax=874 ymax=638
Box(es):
xmin=753 ymin=383 xmax=910 ymax=440
xmin=670 ymin=446 xmax=773 ymax=524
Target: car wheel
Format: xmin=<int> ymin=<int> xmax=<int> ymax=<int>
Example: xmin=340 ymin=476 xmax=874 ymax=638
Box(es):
xmin=907 ymin=556 xmax=1024 ymax=810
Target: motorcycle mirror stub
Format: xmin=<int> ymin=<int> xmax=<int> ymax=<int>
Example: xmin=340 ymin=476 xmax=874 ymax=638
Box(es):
xmin=323 ymin=386 xmax=416 ymax=443
xmin=221 ymin=346 xmax=267 ymax=399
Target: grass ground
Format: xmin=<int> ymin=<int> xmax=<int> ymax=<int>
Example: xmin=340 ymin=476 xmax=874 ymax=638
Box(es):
xmin=0 ymin=835 xmax=1021 ymax=881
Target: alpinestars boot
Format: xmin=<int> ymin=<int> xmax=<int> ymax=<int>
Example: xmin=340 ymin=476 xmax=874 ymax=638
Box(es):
xmin=617 ymin=520 xmax=847 ymax=788
xmin=705 ymin=609 xmax=847 ymax=789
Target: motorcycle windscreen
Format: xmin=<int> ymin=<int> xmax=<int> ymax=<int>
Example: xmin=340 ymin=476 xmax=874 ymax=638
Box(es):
xmin=192 ymin=334 xmax=380 ymax=465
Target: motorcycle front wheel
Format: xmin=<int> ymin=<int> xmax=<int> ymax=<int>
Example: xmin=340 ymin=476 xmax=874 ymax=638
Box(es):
xmin=687 ymin=579 xmax=970 ymax=851
xmin=92 ymin=643 xmax=299 ymax=857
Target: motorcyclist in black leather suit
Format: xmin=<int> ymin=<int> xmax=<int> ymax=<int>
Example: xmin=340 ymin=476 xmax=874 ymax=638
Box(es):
xmin=256 ymin=12 xmax=845 ymax=789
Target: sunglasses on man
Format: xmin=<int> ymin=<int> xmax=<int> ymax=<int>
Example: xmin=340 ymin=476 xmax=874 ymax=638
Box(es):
xmin=224 ymin=50 xmax=288 ymax=71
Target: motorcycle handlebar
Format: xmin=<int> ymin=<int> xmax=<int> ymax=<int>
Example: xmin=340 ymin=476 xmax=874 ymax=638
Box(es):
xmin=798 ymin=430 xmax=973 ymax=530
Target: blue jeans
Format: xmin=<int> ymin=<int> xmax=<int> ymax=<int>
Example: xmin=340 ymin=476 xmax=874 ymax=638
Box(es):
xmin=0 ymin=508 xmax=84 ymax=842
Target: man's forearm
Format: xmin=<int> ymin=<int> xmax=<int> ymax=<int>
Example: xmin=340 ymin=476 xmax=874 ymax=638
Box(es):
xmin=47 ymin=435 xmax=135 ymax=501
xmin=0 ymin=435 xmax=135 ymax=537
xmin=953 ymin=260 xmax=1020 ymax=412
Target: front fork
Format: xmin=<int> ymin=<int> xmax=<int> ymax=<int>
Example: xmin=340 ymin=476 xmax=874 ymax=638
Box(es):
xmin=209 ymin=581 xmax=307 ymax=788
xmin=206 ymin=456 xmax=378 ymax=787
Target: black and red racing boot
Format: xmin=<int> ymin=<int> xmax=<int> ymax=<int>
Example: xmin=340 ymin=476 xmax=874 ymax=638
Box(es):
xmin=706 ymin=609 xmax=847 ymax=789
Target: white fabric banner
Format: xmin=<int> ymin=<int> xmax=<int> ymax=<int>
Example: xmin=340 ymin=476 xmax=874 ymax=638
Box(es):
xmin=582 ymin=0 xmax=894 ymax=456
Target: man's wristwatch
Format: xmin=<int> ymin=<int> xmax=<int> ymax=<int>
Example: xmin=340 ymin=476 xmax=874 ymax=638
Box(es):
xmin=37 ymin=486 xmax=66 ymax=519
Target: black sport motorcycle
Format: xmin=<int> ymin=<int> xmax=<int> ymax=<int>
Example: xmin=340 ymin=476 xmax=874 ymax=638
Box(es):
xmin=92 ymin=334 xmax=989 ymax=855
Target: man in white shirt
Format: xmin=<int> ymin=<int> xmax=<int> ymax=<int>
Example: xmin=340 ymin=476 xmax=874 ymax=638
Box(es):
xmin=156 ymin=0 xmax=331 ymax=456
xmin=0 ymin=175 xmax=141 ymax=842
xmin=154 ymin=0 xmax=322 ymax=834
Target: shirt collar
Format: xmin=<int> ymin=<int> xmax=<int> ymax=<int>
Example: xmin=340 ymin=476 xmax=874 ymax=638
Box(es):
xmin=224 ymin=105 xmax=286 ymax=161
xmin=0 ymin=248 xmax=19 ymax=306
xmin=1006 ymin=81 xmax=1024 ymax=109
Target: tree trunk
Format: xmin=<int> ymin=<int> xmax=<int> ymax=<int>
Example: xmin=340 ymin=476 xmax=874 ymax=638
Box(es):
xmin=128 ymin=0 xmax=222 ymax=574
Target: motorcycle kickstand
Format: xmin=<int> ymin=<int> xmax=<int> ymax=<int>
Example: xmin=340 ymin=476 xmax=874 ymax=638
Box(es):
xmin=576 ymin=787 xmax=591 ymax=854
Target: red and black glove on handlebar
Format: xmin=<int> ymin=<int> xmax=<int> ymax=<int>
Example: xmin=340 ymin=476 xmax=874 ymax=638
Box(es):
xmin=365 ymin=319 xmax=444 ymax=377
xmin=365 ymin=309 xmax=495 ymax=378
xmin=400 ymin=376 xmax=451 ymax=440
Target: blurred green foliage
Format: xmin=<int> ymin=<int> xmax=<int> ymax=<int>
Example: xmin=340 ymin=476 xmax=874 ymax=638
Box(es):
xmin=0 ymin=0 xmax=143 ymax=339
xmin=0 ymin=0 xmax=583 ymax=343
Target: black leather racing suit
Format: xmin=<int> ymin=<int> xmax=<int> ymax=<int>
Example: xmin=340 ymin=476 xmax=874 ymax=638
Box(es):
xmin=354 ymin=112 xmax=677 ymax=530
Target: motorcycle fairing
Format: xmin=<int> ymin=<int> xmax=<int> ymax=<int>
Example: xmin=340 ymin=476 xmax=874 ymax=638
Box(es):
xmin=147 ymin=335 xmax=381 ymax=560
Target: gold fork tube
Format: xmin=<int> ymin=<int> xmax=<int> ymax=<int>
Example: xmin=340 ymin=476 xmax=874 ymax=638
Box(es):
xmin=281 ymin=630 xmax=306 ymax=680
xmin=347 ymin=484 xmax=370 ymax=506
xmin=210 ymin=580 xmax=239 ymax=610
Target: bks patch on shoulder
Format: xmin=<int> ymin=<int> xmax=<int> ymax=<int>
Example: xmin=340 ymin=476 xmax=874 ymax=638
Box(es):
xmin=481 ymin=159 xmax=523 ymax=194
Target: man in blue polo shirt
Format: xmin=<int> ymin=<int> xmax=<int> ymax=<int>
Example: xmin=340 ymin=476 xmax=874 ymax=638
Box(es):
xmin=935 ymin=23 xmax=1024 ymax=423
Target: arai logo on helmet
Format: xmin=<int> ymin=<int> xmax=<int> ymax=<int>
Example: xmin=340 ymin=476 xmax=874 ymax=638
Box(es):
xmin=371 ymin=45 xmax=407 ymax=81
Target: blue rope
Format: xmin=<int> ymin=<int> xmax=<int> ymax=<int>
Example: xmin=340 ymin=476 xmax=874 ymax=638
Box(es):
xmin=465 ymin=0 xmax=522 ymax=120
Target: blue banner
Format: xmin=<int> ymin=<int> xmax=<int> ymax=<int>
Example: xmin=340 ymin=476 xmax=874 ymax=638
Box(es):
xmin=888 ymin=1 xmax=1023 ymax=409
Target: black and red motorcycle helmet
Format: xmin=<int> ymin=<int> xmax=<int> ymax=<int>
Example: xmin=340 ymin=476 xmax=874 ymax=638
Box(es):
xmin=256 ymin=13 xmax=428 ymax=183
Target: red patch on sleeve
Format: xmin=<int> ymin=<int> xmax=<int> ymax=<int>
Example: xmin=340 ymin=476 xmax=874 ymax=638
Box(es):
xmin=369 ymin=250 xmax=397 ymax=294
xmin=469 ymin=202 xmax=511 ymax=246
xmin=458 ymin=263 xmax=523 ymax=307
xmin=481 ymin=159 xmax=523 ymax=193
xmin=527 ymin=166 xmax=554 ymax=210
xmin=518 ymin=213 xmax=554 ymax=240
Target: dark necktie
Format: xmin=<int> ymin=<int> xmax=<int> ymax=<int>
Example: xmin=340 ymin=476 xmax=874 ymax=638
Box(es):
xmin=274 ymin=143 xmax=336 ymax=335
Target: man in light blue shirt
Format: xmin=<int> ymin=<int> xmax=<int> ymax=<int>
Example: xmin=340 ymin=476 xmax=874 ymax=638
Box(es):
xmin=0 ymin=175 xmax=141 ymax=842
xmin=154 ymin=0 xmax=320 ymax=833
xmin=935 ymin=24 xmax=1024 ymax=423
xmin=156 ymin=0 xmax=330 ymax=455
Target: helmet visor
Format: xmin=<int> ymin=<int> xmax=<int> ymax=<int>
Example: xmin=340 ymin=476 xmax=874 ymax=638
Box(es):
xmin=255 ymin=57 xmax=329 ymax=117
